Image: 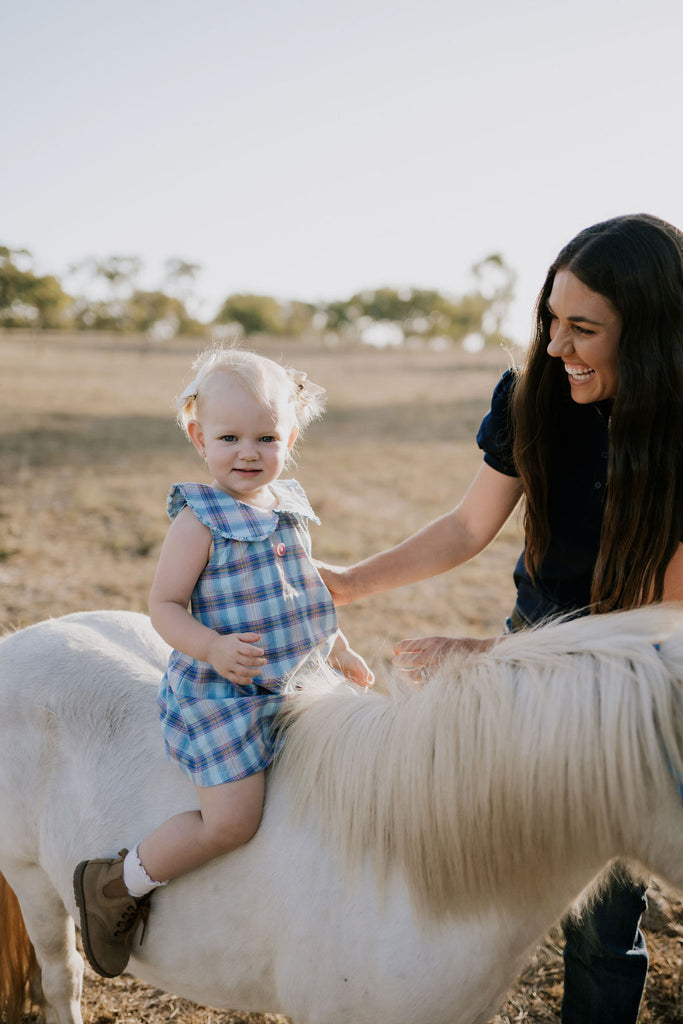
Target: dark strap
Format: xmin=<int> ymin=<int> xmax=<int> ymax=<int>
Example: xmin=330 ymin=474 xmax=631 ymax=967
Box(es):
xmin=508 ymin=605 xmax=530 ymax=633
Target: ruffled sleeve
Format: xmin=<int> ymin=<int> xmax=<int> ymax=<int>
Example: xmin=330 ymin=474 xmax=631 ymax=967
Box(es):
xmin=475 ymin=369 xmax=519 ymax=478
xmin=167 ymin=480 xmax=320 ymax=542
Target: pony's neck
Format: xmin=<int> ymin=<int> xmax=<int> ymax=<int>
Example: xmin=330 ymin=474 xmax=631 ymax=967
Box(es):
xmin=278 ymin=608 xmax=683 ymax=920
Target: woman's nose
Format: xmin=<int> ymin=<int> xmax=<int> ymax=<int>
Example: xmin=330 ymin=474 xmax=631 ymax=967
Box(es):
xmin=547 ymin=326 xmax=574 ymax=359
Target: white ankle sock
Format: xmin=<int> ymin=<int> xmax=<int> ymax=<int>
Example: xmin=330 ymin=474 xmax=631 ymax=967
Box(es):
xmin=123 ymin=844 xmax=167 ymax=898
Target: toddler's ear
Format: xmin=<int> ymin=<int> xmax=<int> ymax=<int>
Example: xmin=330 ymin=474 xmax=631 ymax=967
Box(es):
xmin=187 ymin=420 xmax=206 ymax=457
xmin=287 ymin=426 xmax=299 ymax=452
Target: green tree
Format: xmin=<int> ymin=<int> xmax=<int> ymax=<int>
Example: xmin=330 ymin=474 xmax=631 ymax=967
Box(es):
xmin=352 ymin=287 xmax=405 ymax=322
xmin=0 ymin=246 xmax=72 ymax=328
xmin=471 ymin=253 xmax=516 ymax=339
xmin=93 ymin=255 xmax=142 ymax=295
xmin=125 ymin=289 xmax=205 ymax=337
xmin=68 ymin=254 xmax=142 ymax=330
xmin=214 ymin=293 xmax=285 ymax=336
xmin=282 ymin=300 xmax=317 ymax=337
xmin=321 ymin=299 xmax=359 ymax=331
xmin=163 ymin=258 xmax=203 ymax=318
xmin=164 ymin=257 xmax=202 ymax=291
xmin=338 ymin=259 xmax=516 ymax=345
xmin=70 ymin=298 xmax=118 ymax=332
xmin=339 ymin=286 xmax=487 ymax=343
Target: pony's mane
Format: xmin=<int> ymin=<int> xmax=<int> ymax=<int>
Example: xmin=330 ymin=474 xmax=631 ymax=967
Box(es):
xmin=277 ymin=605 xmax=683 ymax=918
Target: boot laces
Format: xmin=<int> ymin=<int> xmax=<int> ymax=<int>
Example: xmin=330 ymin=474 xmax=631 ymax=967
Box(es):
xmin=114 ymin=895 xmax=151 ymax=946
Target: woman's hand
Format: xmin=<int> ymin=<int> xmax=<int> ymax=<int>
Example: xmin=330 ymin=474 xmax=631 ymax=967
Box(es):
xmin=207 ymin=632 xmax=267 ymax=685
xmin=392 ymin=635 xmax=497 ymax=684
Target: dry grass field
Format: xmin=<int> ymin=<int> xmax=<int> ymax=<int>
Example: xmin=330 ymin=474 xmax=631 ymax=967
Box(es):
xmin=2 ymin=331 xmax=683 ymax=1023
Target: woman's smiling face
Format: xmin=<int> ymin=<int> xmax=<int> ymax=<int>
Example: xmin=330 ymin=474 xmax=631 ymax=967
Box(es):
xmin=546 ymin=269 xmax=622 ymax=403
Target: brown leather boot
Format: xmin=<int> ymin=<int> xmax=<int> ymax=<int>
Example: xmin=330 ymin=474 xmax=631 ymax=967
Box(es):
xmin=73 ymin=849 xmax=151 ymax=978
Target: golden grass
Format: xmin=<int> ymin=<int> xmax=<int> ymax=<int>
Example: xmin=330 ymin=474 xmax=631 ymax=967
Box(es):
xmin=2 ymin=331 xmax=682 ymax=1023
xmin=0 ymin=333 xmax=524 ymax=666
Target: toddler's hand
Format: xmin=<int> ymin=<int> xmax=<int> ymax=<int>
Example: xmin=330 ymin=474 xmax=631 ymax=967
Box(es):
xmin=207 ymin=632 xmax=267 ymax=685
xmin=330 ymin=642 xmax=375 ymax=689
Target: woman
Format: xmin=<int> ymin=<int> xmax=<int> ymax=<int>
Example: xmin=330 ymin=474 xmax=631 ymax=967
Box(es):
xmin=321 ymin=213 xmax=683 ymax=1023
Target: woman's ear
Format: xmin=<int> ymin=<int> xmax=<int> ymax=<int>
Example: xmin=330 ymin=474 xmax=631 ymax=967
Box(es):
xmin=187 ymin=420 xmax=206 ymax=458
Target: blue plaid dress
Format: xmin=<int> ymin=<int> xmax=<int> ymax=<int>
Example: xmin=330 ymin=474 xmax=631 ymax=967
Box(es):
xmin=157 ymin=479 xmax=339 ymax=787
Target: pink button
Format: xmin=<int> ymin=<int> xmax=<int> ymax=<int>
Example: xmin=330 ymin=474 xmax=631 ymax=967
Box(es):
xmin=275 ymin=542 xmax=286 ymax=556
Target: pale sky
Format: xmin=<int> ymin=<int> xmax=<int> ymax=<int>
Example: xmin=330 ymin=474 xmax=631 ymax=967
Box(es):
xmin=3 ymin=0 xmax=682 ymax=344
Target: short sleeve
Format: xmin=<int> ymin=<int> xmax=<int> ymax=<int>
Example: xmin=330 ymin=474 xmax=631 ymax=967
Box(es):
xmin=476 ymin=369 xmax=519 ymax=478
xmin=167 ymin=482 xmax=278 ymax=540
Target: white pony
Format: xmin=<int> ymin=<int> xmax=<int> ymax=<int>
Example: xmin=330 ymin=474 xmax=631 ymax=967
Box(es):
xmin=1 ymin=605 xmax=683 ymax=1024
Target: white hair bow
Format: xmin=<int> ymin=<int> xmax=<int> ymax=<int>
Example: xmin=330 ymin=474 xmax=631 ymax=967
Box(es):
xmin=288 ymin=369 xmax=326 ymax=404
xmin=177 ymin=378 xmax=200 ymax=403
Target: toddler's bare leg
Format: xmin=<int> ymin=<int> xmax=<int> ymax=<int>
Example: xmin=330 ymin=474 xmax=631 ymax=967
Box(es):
xmin=137 ymin=771 xmax=265 ymax=882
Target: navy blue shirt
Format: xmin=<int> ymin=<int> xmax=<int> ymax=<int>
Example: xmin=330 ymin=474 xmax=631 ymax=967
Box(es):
xmin=476 ymin=370 xmax=613 ymax=624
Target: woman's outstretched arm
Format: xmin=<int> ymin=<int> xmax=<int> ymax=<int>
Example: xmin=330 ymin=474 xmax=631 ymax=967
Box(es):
xmin=319 ymin=462 xmax=523 ymax=606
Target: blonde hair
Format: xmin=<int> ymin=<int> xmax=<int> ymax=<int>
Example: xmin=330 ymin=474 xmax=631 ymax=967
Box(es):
xmin=175 ymin=345 xmax=326 ymax=440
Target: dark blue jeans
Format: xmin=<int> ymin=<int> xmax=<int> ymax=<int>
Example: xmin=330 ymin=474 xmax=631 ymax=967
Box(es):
xmin=505 ymin=610 xmax=648 ymax=1022
xmin=561 ymin=871 xmax=648 ymax=1024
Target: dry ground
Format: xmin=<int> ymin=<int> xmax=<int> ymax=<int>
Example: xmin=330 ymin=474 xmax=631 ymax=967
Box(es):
xmin=2 ymin=331 xmax=683 ymax=1022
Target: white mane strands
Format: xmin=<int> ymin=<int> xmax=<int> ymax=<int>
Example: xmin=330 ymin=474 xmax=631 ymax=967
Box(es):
xmin=278 ymin=605 xmax=683 ymax=919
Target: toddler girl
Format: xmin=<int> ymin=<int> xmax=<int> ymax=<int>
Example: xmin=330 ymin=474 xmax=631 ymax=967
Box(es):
xmin=74 ymin=346 xmax=372 ymax=978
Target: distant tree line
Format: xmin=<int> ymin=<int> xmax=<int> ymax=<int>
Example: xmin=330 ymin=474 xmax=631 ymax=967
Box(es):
xmin=0 ymin=245 xmax=516 ymax=346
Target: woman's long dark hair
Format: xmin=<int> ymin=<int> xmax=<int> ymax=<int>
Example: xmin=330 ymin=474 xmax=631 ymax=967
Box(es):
xmin=512 ymin=213 xmax=683 ymax=611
